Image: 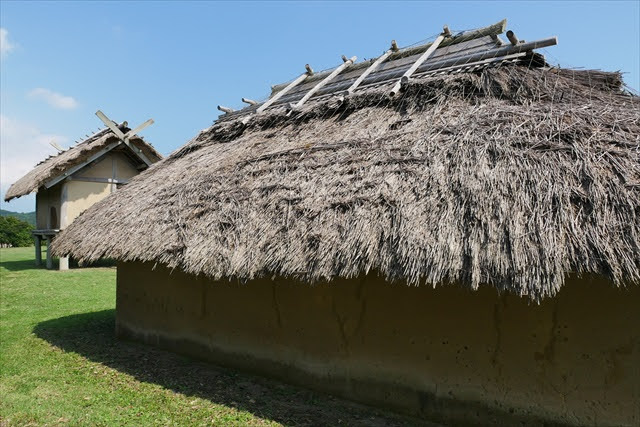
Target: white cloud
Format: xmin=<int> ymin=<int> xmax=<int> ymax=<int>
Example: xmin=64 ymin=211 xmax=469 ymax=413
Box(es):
xmin=0 ymin=115 xmax=69 ymax=204
xmin=0 ymin=28 xmax=15 ymax=58
xmin=28 ymin=88 xmax=78 ymax=110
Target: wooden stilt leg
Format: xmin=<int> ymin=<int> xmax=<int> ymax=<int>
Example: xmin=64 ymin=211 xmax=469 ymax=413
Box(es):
xmin=45 ymin=237 xmax=53 ymax=269
xmin=34 ymin=236 xmax=42 ymax=266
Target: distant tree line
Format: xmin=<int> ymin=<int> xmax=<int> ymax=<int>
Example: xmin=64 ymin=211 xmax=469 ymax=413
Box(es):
xmin=0 ymin=216 xmax=34 ymax=247
xmin=0 ymin=210 xmax=36 ymax=226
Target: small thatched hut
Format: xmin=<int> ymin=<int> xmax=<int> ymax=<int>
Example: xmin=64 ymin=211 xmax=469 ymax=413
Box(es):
xmin=6 ymin=116 xmax=162 ymax=269
xmin=53 ymin=21 xmax=639 ymax=426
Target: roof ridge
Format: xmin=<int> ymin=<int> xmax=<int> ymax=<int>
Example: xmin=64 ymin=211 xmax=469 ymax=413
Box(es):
xmin=216 ymin=19 xmax=557 ymax=122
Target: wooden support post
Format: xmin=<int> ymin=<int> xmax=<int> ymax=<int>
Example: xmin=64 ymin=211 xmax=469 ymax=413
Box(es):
xmin=58 ymin=182 xmax=69 ymax=271
xmin=111 ymin=155 xmax=117 ymax=193
xmin=34 ymin=235 xmax=42 ymax=266
xmin=45 ymin=237 xmax=53 ymax=269
xmin=60 ymin=182 xmax=68 ymax=230
xmin=347 ymin=40 xmax=399 ymax=95
xmin=256 ymin=65 xmax=314 ymax=114
xmin=390 ymin=28 xmax=448 ymax=96
xmin=292 ymin=56 xmax=357 ymax=110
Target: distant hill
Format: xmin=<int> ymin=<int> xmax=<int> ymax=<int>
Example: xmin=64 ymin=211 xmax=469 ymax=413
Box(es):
xmin=0 ymin=210 xmax=36 ymax=226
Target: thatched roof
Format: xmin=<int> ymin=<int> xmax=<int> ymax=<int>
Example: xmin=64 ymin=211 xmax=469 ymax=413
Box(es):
xmin=52 ymin=62 xmax=639 ymax=300
xmin=4 ymin=124 xmax=162 ymax=201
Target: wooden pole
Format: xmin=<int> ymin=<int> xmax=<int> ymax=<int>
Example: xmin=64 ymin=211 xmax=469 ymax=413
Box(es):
xmin=111 ymin=155 xmax=117 ymax=194
xmin=34 ymin=235 xmax=42 ymax=267
xmin=44 ymin=141 xmax=122 ymax=189
xmin=421 ymin=51 xmax=526 ymax=76
xmin=45 ymin=237 xmax=53 ymax=269
xmin=96 ymin=111 xmax=153 ymax=167
xmin=390 ymin=30 xmax=447 ymax=96
xmin=256 ymin=65 xmax=314 ymax=114
xmin=343 ymin=36 xmax=557 ymax=94
xmin=58 ymin=183 xmax=69 ymax=270
xmin=123 ymin=118 xmax=154 ymax=139
xmin=217 ymin=105 xmax=235 ymax=114
xmin=346 ymin=40 xmax=399 ymax=95
xmin=270 ymin=19 xmax=508 ymax=95
xmin=96 ymin=111 xmax=125 ymax=139
xmin=292 ymin=56 xmax=357 ymax=110
xmin=242 ymin=98 xmax=258 ymax=105
xmin=506 ymin=30 xmax=519 ymax=45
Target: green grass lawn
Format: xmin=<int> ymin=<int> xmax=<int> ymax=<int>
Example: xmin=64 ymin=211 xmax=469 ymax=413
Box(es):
xmin=0 ymin=247 xmax=418 ymax=426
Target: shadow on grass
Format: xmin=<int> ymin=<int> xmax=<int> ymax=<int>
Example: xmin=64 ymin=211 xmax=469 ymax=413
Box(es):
xmin=33 ymin=310 xmax=426 ymax=427
xmin=0 ymin=257 xmax=42 ymax=271
xmin=0 ymin=255 xmax=116 ymax=272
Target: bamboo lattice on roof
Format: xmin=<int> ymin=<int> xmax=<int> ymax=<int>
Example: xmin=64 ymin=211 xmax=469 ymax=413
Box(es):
xmin=219 ymin=19 xmax=557 ymax=123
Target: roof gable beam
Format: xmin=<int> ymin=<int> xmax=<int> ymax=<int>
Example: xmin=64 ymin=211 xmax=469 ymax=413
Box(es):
xmin=95 ymin=110 xmax=154 ymax=166
xmin=44 ymin=141 xmax=122 ymax=189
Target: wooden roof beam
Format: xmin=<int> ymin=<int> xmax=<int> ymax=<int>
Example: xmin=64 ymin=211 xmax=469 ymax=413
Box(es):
xmin=95 ymin=110 xmax=154 ymax=167
xmin=270 ymin=19 xmax=507 ymax=95
xmin=346 ymin=40 xmax=399 ymax=95
xmin=44 ymin=141 xmax=122 ymax=189
xmin=125 ymin=118 xmax=154 ymax=140
xmin=309 ymin=36 xmax=558 ymax=97
xmin=390 ymin=26 xmax=450 ymax=96
xmin=291 ymin=55 xmax=357 ymax=110
xmin=121 ymin=139 xmax=152 ymax=167
xmin=256 ymin=65 xmax=314 ymax=114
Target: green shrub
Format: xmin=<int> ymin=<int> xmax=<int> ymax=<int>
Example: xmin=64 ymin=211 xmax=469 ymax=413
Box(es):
xmin=0 ymin=216 xmax=34 ymax=247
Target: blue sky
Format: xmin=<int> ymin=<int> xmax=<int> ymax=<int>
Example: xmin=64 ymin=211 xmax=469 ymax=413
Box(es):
xmin=1 ymin=1 xmax=638 ymax=212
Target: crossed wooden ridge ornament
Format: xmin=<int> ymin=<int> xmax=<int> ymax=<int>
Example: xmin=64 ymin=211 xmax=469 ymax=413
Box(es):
xmin=95 ymin=110 xmax=154 ymax=166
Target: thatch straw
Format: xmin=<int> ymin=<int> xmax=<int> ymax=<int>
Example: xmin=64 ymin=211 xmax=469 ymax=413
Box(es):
xmin=4 ymin=126 xmax=162 ymax=201
xmin=52 ymin=65 xmax=640 ymax=301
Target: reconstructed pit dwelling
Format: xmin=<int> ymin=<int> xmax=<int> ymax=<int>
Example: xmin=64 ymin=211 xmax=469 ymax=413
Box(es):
xmin=5 ymin=112 xmax=161 ymax=269
xmin=53 ymin=20 xmax=639 ymax=426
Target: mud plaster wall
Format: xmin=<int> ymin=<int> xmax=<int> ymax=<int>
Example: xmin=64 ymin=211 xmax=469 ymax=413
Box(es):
xmin=116 ymin=261 xmax=640 ymax=426
xmin=64 ymin=181 xmax=110 ymax=226
xmin=64 ymin=153 xmax=141 ymax=226
xmin=35 ymin=185 xmax=61 ymax=229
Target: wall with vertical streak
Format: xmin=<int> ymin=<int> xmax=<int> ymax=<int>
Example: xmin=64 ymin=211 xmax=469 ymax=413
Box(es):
xmin=115 ymin=261 xmax=640 ymax=426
